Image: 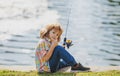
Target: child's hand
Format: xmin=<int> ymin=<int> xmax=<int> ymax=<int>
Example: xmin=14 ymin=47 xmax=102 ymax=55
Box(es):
xmin=51 ymin=38 xmax=58 ymax=47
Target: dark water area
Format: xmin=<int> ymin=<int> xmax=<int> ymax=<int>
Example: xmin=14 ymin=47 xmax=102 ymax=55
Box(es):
xmin=0 ymin=0 xmax=120 ymax=66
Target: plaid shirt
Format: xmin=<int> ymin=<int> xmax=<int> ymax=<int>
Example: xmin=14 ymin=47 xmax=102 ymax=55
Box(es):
xmin=35 ymin=38 xmax=51 ymax=72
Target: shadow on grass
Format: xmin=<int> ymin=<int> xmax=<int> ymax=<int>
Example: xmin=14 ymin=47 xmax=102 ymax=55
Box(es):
xmin=37 ymin=72 xmax=75 ymax=76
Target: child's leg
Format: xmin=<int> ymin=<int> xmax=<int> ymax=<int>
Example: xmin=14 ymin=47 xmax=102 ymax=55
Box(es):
xmin=57 ymin=59 xmax=69 ymax=69
xmin=49 ymin=45 xmax=77 ymax=72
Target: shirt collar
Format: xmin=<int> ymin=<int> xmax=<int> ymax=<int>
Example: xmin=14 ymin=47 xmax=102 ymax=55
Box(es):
xmin=45 ymin=37 xmax=51 ymax=43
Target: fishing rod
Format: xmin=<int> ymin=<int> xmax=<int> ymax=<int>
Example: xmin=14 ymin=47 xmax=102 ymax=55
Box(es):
xmin=63 ymin=4 xmax=73 ymax=49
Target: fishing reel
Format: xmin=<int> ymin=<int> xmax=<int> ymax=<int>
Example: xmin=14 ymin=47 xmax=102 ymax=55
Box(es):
xmin=63 ymin=37 xmax=73 ymax=49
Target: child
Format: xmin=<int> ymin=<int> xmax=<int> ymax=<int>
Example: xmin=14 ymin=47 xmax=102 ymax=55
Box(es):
xmin=35 ymin=23 xmax=90 ymax=73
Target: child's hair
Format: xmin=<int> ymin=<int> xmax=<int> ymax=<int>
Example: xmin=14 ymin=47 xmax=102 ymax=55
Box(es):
xmin=40 ymin=23 xmax=63 ymax=42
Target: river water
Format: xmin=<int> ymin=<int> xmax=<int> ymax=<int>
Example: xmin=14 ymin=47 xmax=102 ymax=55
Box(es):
xmin=0 ymin=0 xmax=120 ymax=66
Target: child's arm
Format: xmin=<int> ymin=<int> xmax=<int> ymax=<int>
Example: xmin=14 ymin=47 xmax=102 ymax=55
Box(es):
xmin=42 ymin=38 xmax=58 ymax=62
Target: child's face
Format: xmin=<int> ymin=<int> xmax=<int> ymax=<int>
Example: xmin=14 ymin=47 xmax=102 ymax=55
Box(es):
xmin=49 ymin=29 xmax=60 ymax=41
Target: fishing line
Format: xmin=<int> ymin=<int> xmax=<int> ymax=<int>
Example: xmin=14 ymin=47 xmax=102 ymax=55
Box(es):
xmin=65 ymin=5 xmax=71 ymax=37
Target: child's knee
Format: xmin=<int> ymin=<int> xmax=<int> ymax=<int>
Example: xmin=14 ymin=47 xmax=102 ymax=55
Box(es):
xmin=54 ymin=45 xmax=65 ymax=53
xmin=54 ymin=45 xmax=63 ymax=50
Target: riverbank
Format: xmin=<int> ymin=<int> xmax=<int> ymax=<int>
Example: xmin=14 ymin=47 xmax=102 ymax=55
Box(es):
xmin=0 ymin=65 xmax=35 ymax=72
xmin=0 ymin=65 xmax=120 ymax=72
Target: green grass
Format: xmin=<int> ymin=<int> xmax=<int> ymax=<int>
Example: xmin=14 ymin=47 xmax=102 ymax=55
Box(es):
xmin=0 ymin=70 xmax=75 ymax=76
xmin=0 ymin=70 xmax=120 ymax=76
xmin=76 ymin=70 xmax=120 ymax=76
